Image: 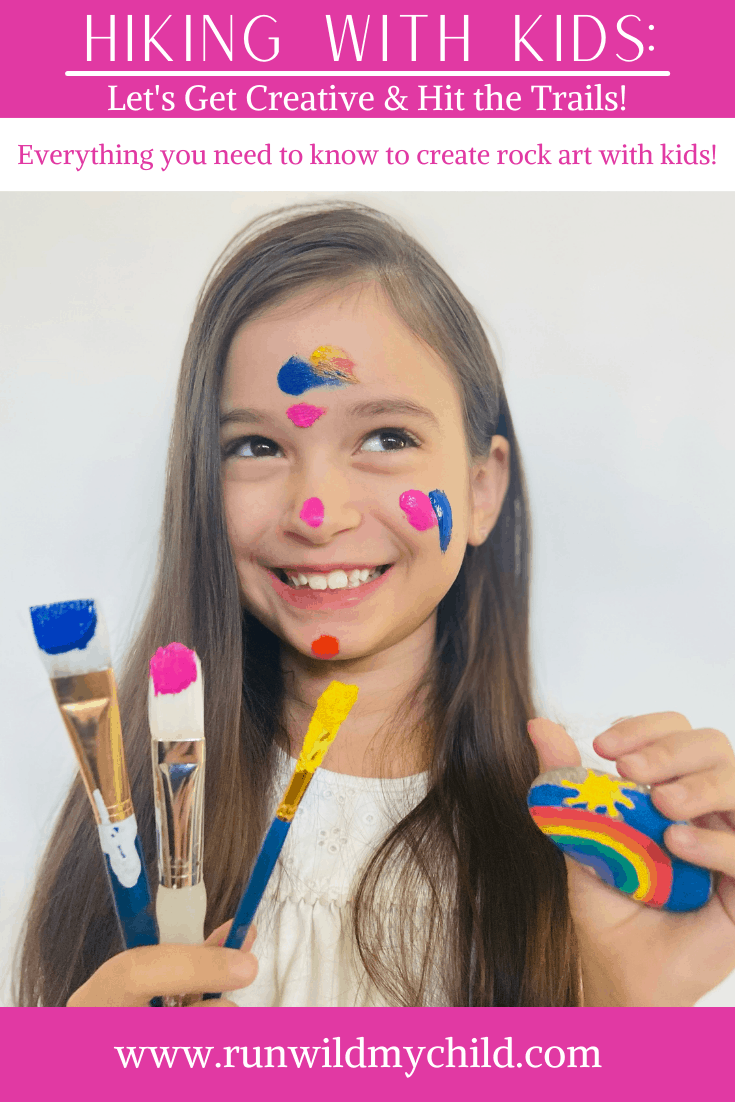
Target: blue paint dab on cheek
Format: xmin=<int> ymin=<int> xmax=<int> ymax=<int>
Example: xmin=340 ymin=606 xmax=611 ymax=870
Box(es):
xmin=428 ymin=490 xmax=452 ymax=552
xmin=29 ymin=599 xmax=97 ymax=655
xmin=277 ymin=357 xmax=341 ymax=396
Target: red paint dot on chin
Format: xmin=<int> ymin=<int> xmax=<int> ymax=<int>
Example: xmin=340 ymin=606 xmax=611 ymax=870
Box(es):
xmin=311 ymin=635 xmax=339 ymax=659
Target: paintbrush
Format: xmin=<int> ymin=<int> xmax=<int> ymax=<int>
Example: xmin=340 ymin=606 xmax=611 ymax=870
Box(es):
xmin=205 ymin=679 xmax=358 ymax=1000
xmin=148 ymin=642 xmax=206 ymax=1007
xmin=29 ymin=599 xmax=157 ymax=949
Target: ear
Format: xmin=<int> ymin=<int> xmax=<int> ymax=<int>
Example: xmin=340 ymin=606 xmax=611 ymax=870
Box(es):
xmin=467 ymin=435 xmax=511 ymax=546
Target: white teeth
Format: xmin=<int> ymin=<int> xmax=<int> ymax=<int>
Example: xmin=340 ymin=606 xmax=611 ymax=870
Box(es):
xmin=281 ymin=567 xmax=387 ymax=590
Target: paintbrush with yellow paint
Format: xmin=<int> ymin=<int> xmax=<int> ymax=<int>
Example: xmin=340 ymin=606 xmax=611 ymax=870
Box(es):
xmin=225 ymin=680 xmax=358 ymax=951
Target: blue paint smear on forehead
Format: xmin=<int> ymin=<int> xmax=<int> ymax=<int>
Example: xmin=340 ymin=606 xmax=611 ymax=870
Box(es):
xmin=277 ymin=357 xmax=349 ymax=396
xmin=30 ymin=599 xmax=97 ymax=655
xmin=429 ymin=490 xmax=452 ymax=553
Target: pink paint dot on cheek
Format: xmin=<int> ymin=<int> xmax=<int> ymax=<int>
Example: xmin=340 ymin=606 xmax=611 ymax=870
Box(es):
xmin=299 ymin=497 xmax=324 ymax=528
xmin=286 ymin=403 xmax=327 ymax=428
xmin=399 ymin=490 xmax=438 ymax=532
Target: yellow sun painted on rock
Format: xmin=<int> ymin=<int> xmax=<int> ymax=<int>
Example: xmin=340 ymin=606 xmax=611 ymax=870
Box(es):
xmin=560 ymin=771 xmax=637 ymax=817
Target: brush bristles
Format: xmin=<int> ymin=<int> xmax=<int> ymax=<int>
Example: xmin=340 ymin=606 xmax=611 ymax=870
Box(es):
xmin=30 ymin=600 xmax=112 ymax=679
xmin=148 ymin=653 xmax=204 ymax=740
xmin=295 ymin=681 xmax=359 ymax=774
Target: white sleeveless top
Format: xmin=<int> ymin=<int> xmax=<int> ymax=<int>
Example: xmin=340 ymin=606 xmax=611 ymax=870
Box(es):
xmin=232 ymin=753 xmax=428 ymax=1007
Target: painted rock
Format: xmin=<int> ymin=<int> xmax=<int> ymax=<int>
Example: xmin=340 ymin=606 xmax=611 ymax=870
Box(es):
xmin=527 ymin=767 xmax=712 ymax=912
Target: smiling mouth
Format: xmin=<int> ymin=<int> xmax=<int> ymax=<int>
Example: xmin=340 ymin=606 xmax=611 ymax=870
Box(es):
xmin=273 ymin=565 xmax=391 ymax=590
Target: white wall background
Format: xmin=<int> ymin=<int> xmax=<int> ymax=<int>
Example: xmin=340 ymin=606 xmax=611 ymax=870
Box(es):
xmin=1 ymin=191 xmax=733 ymax=1005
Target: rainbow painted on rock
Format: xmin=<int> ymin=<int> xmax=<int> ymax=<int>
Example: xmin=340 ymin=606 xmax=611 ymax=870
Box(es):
xmin=528 ymin=767 xmax=712 ymax=912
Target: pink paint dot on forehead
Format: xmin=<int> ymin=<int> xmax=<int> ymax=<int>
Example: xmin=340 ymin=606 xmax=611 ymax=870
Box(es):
xmin=399 ymin=490 xmax=438 ymax=532
xmin=286 ymin=403 xmax=327 ymax=428
xmin=149 ymin=642 xmax=198 ymax=696
xmin=300 ymin=497 xmax=325 ymax=528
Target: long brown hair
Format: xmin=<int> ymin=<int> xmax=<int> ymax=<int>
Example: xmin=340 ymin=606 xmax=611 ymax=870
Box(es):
xmin=15 ymin=202 xmax=579 ymax=1006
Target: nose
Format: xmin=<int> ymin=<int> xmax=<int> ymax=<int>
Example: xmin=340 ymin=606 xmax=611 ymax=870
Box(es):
xmin=284 ymin=466 xmax=362 ymax=542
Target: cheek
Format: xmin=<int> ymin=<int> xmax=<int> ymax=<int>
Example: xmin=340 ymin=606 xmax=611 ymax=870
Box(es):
xmin=223 ymin=479 xmax=275 ymax=554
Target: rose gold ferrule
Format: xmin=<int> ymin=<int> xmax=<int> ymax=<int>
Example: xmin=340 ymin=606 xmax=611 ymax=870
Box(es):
xmin=50 ymin=669 xmax=133 ymax=824
xmin=152 ymin=739 xmax=206 ymax=888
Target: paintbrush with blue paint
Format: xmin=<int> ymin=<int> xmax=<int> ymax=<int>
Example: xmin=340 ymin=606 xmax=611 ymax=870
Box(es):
xmin=29 ymin=599 xmax=158 ymax=949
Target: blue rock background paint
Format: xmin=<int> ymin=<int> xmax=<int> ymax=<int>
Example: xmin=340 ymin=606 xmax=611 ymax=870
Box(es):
xmin=278 ymin=356 xmax=350 ymax=396
xmin=428 ymin=490 xmax=452 ymax=552
xmin=30 ymin=599 xmax=97 ymax=654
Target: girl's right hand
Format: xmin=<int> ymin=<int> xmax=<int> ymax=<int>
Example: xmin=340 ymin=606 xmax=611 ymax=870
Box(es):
xmin=67 ymin=922 xmax=257 ymax=1007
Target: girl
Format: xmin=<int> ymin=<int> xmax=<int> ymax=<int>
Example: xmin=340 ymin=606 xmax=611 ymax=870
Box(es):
xmin=15 ymin=202 xmax=735 ymax=1007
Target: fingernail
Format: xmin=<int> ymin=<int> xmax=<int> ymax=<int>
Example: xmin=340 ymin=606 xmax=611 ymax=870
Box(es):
xmin=667 ymin=824 xmax=696 ymax=849
xmin=594 ymin=733 xmax=618 ymax=753
xmin=527 ymin=720 xmax=538 ymax=739
xmin=617 ymin=753 xmax=642 ymax=776
xmin=659 ymin=782 xmax=684 ymax=804
xmin=231 ymin=952 xmax=256 ymax=979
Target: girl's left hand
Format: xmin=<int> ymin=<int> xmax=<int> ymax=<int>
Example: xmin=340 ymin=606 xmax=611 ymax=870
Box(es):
xmin=528 ymin=712 xmax=735 ymax=1006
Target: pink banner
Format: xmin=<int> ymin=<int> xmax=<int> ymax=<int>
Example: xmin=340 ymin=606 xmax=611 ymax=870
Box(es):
xmin=1 ymin=1 xmax=731 ymax=118
xmin=1 ymin=1006 xmax=729 ymax=1098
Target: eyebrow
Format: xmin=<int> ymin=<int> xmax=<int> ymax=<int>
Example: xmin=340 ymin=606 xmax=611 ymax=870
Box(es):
xmin=219 ymin=397 xmax=440 ymax=430
xmin=220 ymin=408 xmax=267 ymax=428
xmin=346 ymin=398 xmax=439 ymax=427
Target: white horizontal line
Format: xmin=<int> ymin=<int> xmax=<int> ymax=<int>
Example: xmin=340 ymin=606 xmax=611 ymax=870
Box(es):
xmin=65 ymin=70 xmax=670 ymax=78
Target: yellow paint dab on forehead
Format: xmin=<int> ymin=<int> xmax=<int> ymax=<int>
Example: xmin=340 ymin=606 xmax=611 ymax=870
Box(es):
xmin=309 ymin=345 xmax=357 ymax=383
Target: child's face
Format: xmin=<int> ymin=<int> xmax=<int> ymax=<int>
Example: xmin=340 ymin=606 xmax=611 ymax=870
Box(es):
xmin=220 ymin=282 xmax=508 ymax=665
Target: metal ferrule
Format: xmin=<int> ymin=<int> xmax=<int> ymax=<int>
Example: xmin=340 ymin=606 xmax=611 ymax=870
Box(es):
xmin=276 ymin=769 xmax=314 ymax=823
xmin=152 ymin=739 xmax=205 ymax=888
xmin=51 ymin=669 xmax=133 ymax=824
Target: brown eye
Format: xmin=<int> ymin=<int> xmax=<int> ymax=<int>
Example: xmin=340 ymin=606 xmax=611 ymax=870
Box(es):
xmin=227 ymin=435 xmax=284 ymax=459
xmin=360 ymin=429 xmax=419 ymax=453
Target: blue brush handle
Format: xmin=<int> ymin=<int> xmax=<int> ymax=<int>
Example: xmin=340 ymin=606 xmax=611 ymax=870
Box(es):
xmin=204 ymin=817 xmax=291 ymax=1001
xmin=103 ymin=835 xmax=158 ymax=949
xmin=227 ymin=817 xmax=291 ymax=948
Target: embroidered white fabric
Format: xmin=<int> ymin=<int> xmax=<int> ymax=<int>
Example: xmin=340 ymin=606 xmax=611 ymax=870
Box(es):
xmin=231 ymin=751 xmax=428 ymax=1007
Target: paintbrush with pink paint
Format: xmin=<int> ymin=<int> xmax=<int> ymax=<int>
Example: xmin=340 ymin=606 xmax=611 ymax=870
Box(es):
xmin=148 ymin=643 xmax=207 ymax=1002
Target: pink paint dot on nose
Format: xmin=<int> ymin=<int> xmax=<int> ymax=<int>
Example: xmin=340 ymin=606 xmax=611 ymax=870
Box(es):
xmin=399 ymin=490 xmax=438 ymax=532
xmin=299 ymin=497 xmax=324 ymax=528
xmin=286 ymin=403 xmax=327 ymax=428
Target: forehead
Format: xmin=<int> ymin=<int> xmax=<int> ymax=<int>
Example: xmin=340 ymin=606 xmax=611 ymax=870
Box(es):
xmin=222 ymin=282 xmax=462 ymax=414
